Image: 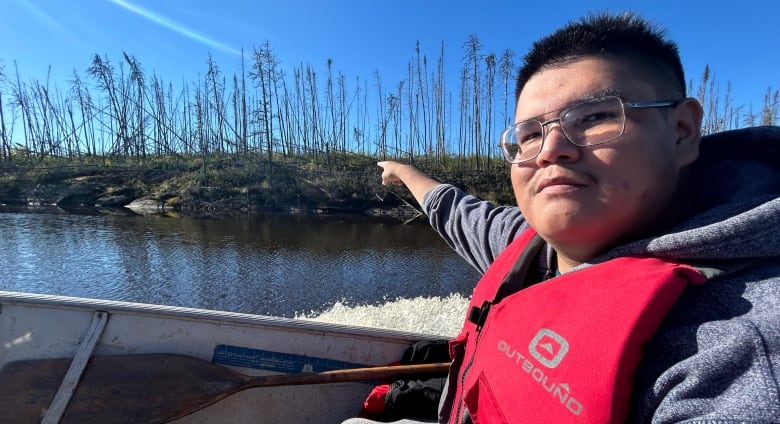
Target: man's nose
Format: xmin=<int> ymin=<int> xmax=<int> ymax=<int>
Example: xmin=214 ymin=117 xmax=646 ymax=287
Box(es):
xmin=534 ymin=124 xmax=580 ymax=165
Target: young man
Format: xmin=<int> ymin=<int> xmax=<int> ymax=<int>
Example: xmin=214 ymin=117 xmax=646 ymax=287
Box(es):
xmin=352 ymin=12 xmax=779 ymax=424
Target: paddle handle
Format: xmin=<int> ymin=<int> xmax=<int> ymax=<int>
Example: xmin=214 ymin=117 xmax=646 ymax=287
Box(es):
xmin=244 ymin=362 xmax=451 ymax=388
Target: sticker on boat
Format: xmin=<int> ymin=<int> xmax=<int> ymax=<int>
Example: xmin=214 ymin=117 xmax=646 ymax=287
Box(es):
xmin=212 ymin=344 xmax=368 ymax=373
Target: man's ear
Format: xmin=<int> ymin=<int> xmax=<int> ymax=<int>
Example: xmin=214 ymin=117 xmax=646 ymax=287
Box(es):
xmin=673 ymin=98 xmax=703 ymax=167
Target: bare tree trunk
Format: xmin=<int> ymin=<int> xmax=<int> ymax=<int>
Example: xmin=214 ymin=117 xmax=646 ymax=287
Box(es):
xmin=193 ymin=82 xmax=206 ymax=156
xmin=326 ymin=58 xmax=336 ymax=150
xmin=417 ymin=43 xmax=431 ymax=156
xmin=375 ymin=71 xmax=387 ymax=158
xmin=88 ymin=54 xmax=131 ymax=157
xmin=393 ymin=82 xmax=403 ymax=155
xmin=232 ymin=74 xmax=240 ymax=154
xmin=338 ymin=73 xmax=348 ymax=153
xmin=268 ymin=51 xmax=287 ymax=157
xmin=465 ymin=35 xmax=482 ymax=169
xmin=0 ymin=93 xmax=5 ymax=161
xmin=71 ymin=70 xmax=96 ymax=156
xmin=483 ymin=53 xmax=496 ymax=169
xmin=33 ymin=81 xmax=61 ymax=157
xmin=279 ymin=75 xmax=295 ymax=155
xmin=435 ymin=42 xmax=446 ymax=164
xmin=152 ymin=75 xmax=167 ymax=155
xmin=306 ymin=64 xmax=323 ymax=153
xmin=241 ymin=49 xmax=249 ymax=155
xmin=407 ymin=62 xmax=415 ymax=157
xmin=359 ymin=77 xmax=369 ymax=154
xmin=66 ymin=102 xmax=80 ymax=159
xmin=294 ymin=68 xmax=308 ymax=153
xmin=180 ymin=81 xmax=192 ymax=154
xmin=124 ymin=52 xmax=146 ymax=160
xmin=458 ymin=67 xmax=468 ymax=165
xmin=499 ymin=49 xmax=515 ymax=128
xmin=251 ymin=42 xmax=277 ymax=172
xmin=13 ymin=62 xmax=35 ymax=158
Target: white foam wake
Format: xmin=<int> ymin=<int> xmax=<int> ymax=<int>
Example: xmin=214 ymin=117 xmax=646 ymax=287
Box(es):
xmin=297 ymin=293 xmax=470 ymax=337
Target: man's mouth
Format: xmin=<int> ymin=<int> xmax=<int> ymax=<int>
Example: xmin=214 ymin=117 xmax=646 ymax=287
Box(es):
xmin=536 ymin=175 xmax=589 ymax=193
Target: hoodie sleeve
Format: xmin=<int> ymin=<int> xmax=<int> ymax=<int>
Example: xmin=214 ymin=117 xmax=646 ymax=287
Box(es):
xmin=421 ymin=184 xmax=528 ymax=275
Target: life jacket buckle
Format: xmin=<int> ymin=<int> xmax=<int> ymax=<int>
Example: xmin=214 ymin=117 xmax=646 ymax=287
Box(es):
xmin=467 ymin=300 xmax=492 ymax=330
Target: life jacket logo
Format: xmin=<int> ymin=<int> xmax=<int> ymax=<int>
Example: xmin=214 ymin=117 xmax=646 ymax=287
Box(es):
xmin=529 ymin=328 xmax=569 ymax=368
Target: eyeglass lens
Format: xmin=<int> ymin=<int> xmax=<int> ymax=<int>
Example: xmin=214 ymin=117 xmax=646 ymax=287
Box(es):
xmin=500 ymin=97 xmax=626 ymax=163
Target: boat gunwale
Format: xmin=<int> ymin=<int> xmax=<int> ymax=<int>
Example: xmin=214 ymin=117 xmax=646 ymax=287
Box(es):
xmin=0 ymin=290 xmax=441 ymax=342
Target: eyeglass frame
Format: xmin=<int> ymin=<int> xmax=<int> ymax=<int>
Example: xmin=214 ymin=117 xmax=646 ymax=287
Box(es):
xmin=498 ymin=96 xmax=682 ymax=164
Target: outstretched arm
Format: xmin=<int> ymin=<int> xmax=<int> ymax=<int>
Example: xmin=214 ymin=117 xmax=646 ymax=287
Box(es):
xmin=377 ymin=161 xmax=443 ymax=207
xmin=379 ymin=160 xmax=526 ymax=274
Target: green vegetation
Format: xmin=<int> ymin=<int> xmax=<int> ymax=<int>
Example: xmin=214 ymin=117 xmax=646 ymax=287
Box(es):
xmin=0 ymin=150 xmax=515 ymax=219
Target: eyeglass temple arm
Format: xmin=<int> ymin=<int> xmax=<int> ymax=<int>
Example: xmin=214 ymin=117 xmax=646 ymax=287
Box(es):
xmin=624 ymin=99 xmax=681 ymax=108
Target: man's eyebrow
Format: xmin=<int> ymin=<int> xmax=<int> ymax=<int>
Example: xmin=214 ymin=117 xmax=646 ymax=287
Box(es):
xmin=519 ymin=88 xmax=625 ymax=121
xmin=549 ymin=90 xmax=623 ymax=113
xmin=580 ymin=88 xmax=623 ymax=101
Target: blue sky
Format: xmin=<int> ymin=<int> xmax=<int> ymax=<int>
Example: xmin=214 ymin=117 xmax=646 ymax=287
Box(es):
xmin=1 ymin=0 xmax=777 ymax=113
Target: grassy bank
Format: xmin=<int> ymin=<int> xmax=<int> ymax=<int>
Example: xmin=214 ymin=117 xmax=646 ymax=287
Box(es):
xmin=0 ymin=152 xmax=516 ymax=219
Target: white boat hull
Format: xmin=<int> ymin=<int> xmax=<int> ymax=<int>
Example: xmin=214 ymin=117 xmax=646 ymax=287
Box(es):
xmin=0 ymin=290 xmax=440 ymax=423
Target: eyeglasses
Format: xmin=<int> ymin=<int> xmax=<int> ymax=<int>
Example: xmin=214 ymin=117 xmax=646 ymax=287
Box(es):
xmin=498 ymin=96 xmax=681 ymax=163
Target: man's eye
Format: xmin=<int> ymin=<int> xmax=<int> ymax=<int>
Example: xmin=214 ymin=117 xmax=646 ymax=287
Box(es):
xmin=519 ymin=132 xmax=542 ymax=144
xmin=581 ymin=111 xmax=613 ymax=123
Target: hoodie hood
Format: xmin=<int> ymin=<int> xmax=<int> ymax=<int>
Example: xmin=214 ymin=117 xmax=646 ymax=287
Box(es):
xmin=603 ymin=126 xmax=780 ymax=262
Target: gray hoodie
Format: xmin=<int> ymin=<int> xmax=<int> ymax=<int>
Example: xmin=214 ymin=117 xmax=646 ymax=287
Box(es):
xmin=423 ymin=126 xmax=780 ymax=423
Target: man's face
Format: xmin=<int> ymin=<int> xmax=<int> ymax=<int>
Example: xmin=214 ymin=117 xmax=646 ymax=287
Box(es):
xmin=511 ymin=57 xmax=697 ymax=265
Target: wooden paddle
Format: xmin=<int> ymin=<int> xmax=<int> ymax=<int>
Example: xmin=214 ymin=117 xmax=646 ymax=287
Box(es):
xmin=0 ymin=354 xmax=450 ymax=424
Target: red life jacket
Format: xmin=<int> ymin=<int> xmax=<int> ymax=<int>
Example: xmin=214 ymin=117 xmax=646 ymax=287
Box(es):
xmin=445 ymin=229 xmax=707 ymax=424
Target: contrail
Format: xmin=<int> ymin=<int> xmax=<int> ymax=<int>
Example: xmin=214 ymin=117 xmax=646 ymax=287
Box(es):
xmin=109 ymin=0 xmax=242 ymax=56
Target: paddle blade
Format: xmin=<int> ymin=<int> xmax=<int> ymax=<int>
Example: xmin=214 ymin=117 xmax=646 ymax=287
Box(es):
xmin=0 ymin=354 xmax=451 ymax=424
xmin=0 ymin=357 xmax=70 ymax=423
xmin=0 ymin=354 xmax=247 ymax=424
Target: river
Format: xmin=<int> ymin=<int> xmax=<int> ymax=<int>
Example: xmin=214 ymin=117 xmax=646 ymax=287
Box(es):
xmin=0 ymin=207 xmax=479 ymax=336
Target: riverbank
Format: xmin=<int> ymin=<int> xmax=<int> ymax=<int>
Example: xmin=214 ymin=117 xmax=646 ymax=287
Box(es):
xmin=0 ymin=154 xmax=515 ymax=220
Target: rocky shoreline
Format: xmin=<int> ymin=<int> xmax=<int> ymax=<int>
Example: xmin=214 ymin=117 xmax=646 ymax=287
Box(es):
xmin=0 ymin=167 xmax=425 ymax=221
xmin=0 ymin=156 xmax=515 ymax=221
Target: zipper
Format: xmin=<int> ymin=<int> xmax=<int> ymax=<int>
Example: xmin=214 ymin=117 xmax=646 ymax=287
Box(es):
xmin=449 ymin=233 xmax=545 ymax=423
xmin=452 ymin=301 xmax=491 ymax=423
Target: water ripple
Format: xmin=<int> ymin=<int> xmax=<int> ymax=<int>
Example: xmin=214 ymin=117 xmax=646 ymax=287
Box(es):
xmin=1 ymin=212 xmax=480 ymax=318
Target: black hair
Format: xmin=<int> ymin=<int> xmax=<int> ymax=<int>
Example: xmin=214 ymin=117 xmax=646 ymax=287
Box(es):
xmin=516 ymin=12 xmax=686 ymax=101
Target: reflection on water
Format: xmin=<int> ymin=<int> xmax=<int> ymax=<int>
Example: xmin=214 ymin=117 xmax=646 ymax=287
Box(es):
xmin=0 ymin=210 xmax=480 ymax=318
